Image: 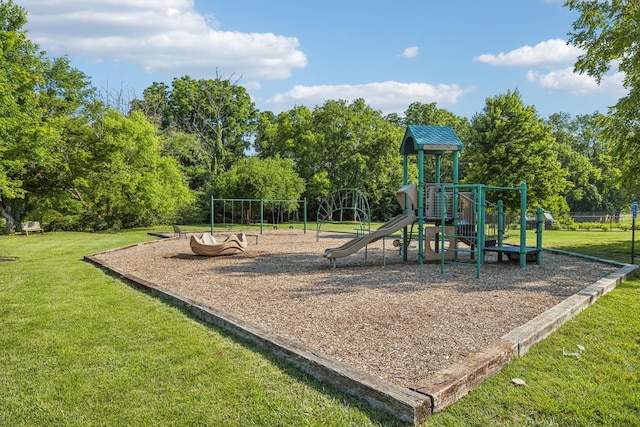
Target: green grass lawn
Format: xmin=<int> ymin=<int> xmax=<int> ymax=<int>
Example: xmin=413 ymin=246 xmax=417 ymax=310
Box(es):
xmin=0 ymin=229 xmax=399 ymax=427
xmin=1 ymin=227 xmax=638 ymax=426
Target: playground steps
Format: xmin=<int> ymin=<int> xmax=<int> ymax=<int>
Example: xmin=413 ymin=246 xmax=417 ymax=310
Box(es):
xmin=457 ymin=224 xmax=497 ymax=249
xmin=483 ymin=245 xmax=540 ymax=262
xmin=458 ymin=235 xmax=497 ymax=248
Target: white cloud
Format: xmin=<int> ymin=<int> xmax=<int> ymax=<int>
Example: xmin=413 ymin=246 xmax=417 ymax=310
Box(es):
xmin=20 ymin=0 xmax=307 ymax=80
xmin=401 ymin=46 xmax=419 ymax=58
xmin=476 ymin=37 xmax=627 ymax=98
xmin=264 ymin=81 xmax=473 ymax=115
xmin=526 ymin=67 xmax=626 ymax=96
xmin=474 ymin=38 xmax=582 ymax=67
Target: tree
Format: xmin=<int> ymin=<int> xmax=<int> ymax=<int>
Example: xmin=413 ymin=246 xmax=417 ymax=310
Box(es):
xmin=0 ymin=1 xmax=41 ymax=232
xmin=254 ymin=99 xmax=404 ymax=220
xmin=547 ymin=112 xmax=629 ymax=213
xmin=214 ymin=156 xmax=305 ymax=223
xmin=130 ymin=81 xmax=171 ymax=129
xmin=132 ymin=75 xmax=259 ymax=222
xmin=256 ymin=106 xmax=330 ymax=198
xmin=134 ymin=75 xmax=258 ymax=177
xmin=463 ymin=91 xmax=570 ymax=217
xmin=565 ymin=0 xmax=640 ymax=189
xmin=0 ymin=1 xmax=99 ymax=234
xmin=61 ymin=110 xmax=193 ymax=230
xmin=547 ymin=112 xmax=603 ymax=212
xmin=404 ymin=102 xmax=471 ymax=138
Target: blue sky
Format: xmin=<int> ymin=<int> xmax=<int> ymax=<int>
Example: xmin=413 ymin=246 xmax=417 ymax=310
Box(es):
xmin=19 ymin=0 xmax=625 ymax=119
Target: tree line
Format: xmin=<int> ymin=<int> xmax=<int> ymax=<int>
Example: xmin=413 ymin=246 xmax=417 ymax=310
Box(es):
xmin=1 ymin=0 xmax=637 ymax=234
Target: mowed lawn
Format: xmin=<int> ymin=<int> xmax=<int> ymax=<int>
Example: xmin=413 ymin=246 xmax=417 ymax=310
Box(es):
xmin=1 ymin=228 xmax=638 ymax=426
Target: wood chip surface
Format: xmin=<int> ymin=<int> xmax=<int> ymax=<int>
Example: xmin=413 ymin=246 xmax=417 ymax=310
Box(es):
xmin=92 ymin=230 xmax=618 ymax=388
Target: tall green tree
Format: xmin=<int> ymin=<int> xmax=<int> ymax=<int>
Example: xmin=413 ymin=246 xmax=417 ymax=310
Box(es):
xmin=571 ymin=113 xmax=631 ymax=211
xmin=0 ymin=1 xmax=99 ymax=233
xmin=134 ymin=75 xmax=258 ymax=178
xmin=132 ymin=75 xmax=258 ymax=222
xmin=404 ymin=102 xmax=471 ymax=138
xmin=255 ymin=99 xmax=404 ymax=220
xmin=547 ymin=112 xmax=629 ymax=213
xmin=62 ymin=110 xmax=192 ymax=230
xmin=565 ymin=0 xmax=640 ymax=189
xmin=0 ymin=1 xmax=42 ymax=233
xmin=463 ymin=91 xmax=570 ymax=216
xmin=130 ymin=81 xmax=171 ymax=129
xmin=547 ymin=112 xmax=603 ymax=212
xmin=256 ymin=106 xmax=330 ymax=198
xmin=214 ymin=156 xmax=305 ymax=200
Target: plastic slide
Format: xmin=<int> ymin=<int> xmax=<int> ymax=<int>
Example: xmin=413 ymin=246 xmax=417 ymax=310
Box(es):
xmin=323 ymin=214 xmax=416 ymax=265
xmin=190 ymin=232 xmax=248 ymax=256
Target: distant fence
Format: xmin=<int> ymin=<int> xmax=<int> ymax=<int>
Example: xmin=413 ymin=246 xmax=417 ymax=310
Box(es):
xmin=569 ymin=212 xmax=632 ymax=223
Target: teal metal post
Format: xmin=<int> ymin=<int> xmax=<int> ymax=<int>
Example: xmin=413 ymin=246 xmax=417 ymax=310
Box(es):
xmin=453 ymin=152 xmax=460 ymax=261
xmin=211 ymin=196 xmax=215 ymax=236
xmin=417 ymin=150 xmax=425 ymax=264
xmin=440 ymin=187 xmax=447 ymax=274
xmin=303 ymin=198 xmax=307 ymax=234
xmin=476 ymin=186 xmax=485 ymax=277
xmin=497 ymin=200 xmax=504 ymax=246
xmin=519 ymin=182 xmax=527 ymax=268
xmin=469 ymin=187 xmax=477 ymax=262
xmin=497 ymin=199 xmax=504 ymax=261
xmin=453 ymin=152 xmax=459 ymax=186
xmin=260 ymin=199 xmax=264 ymax=235
xmin=434 ymin=155 xmax=440 ymax=264
xmin=536 ymin=206 xmax=543 ymax=265
xmin=403 ymin=156 xmax=410 ymax=261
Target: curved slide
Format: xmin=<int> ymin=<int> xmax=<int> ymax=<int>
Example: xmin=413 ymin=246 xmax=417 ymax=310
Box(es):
xmin=323 ymin=214 xmax=416 ymax=265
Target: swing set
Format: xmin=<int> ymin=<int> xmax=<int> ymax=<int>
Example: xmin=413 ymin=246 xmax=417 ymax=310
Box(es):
xmin=210 ymin=197 xmax=307 ymax=235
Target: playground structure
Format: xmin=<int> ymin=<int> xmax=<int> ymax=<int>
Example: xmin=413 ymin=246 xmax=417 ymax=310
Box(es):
xmin=210 ymin=197 xmax=307 ymax=235
xmin=91 ymin=223 xmax=634 ymax=425
xmin=320 ymin=125 xmax=544 ymax=276
xmin=399 ymin=125 xmax=543 ymax=276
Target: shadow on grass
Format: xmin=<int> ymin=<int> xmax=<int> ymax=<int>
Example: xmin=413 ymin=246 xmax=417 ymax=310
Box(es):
xmin=548 ymin=238 xmax=637 ymax=266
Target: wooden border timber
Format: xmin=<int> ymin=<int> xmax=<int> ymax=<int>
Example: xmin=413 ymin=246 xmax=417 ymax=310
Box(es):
xmin=414 ymin=261 xmax=637 ymax=413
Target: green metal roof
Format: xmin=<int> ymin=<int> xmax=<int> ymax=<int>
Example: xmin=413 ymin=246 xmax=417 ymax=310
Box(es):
xmin=400 ymin=125 xmax=463 ymax=155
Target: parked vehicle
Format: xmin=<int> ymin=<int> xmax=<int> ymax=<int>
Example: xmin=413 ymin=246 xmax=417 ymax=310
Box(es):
xmin=526 ymin=212 xmax=556 ymax=230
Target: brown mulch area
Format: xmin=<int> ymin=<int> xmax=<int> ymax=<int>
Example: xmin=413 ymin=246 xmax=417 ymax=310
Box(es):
xmin=91 ymin=230 xmax=618 ymax=388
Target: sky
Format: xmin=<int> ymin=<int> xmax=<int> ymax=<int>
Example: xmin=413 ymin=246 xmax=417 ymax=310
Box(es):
xmin=18 ymin=0 xmax=626 ymax=120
